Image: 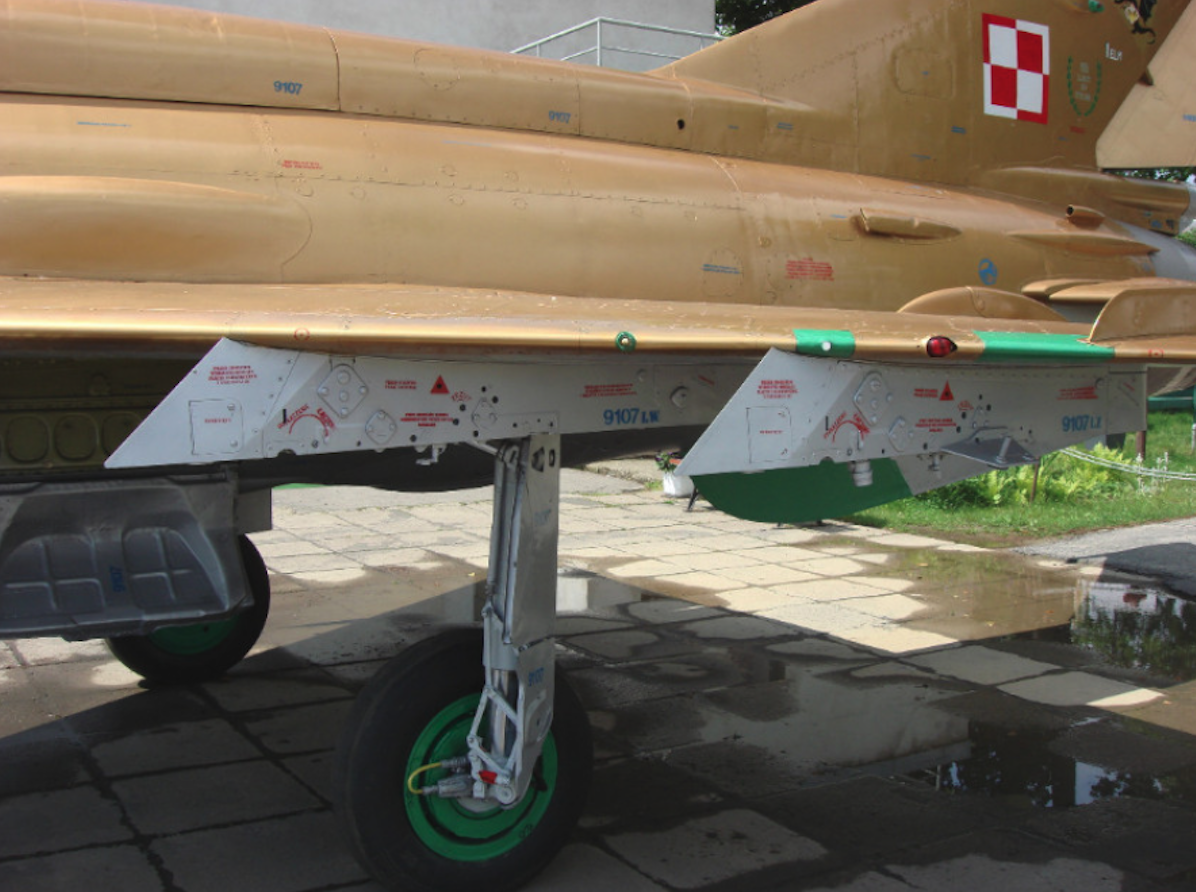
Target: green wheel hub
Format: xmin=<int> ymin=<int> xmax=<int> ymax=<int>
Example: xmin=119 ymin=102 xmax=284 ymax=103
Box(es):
xmin=149 ymin=617 xmax=238 ymax=655
xmin=404 ymin=694 xmax=558 ymax=862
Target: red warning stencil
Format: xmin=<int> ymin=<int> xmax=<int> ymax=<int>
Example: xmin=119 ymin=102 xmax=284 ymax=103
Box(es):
xmin=430 ymin=376 xmax=450 ymax=395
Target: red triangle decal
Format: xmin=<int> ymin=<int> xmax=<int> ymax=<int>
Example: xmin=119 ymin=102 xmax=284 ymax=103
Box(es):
xmin=431 ymin=376 xmax=450 ymax=395
xmin=940 ymin=382 xmax=954 ymax=402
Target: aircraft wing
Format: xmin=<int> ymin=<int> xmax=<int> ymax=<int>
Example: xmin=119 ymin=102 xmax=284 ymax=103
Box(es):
xmin=1 ymin=276 xmax=1194 ymax=363
xmin=4 ymin=275 xmax=1190 ymax=526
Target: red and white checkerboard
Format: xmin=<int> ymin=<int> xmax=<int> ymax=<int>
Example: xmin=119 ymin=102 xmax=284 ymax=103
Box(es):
xmin=983 ymin=14 xmax=1050 ymax=124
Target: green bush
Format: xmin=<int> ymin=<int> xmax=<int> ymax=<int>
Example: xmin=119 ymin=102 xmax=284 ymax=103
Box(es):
xmin=917 ymin=445 xmax=1129 ymax=509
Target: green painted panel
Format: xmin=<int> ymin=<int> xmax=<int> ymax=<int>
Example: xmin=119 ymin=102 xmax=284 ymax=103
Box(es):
xmin=794 ymin=329 xmax=856 ymax=358
xmin=693 ymin=459 xmax=912 ymax=524
xmin=1147 ymin=386 xmax=1195 ymax=412
xmin=976 ymin=331 xmax=1114 ymax=364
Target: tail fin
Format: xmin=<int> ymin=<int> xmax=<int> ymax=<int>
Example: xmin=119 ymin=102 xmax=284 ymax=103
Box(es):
xmin=1099 ymin=2 xmax=1196 ymax=167
xmin=659 ymin=0 xmax=1192 ymax=184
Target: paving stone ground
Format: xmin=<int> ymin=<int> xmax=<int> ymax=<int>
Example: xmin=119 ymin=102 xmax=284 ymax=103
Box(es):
xmin=3 ymin=468 xmax=1196 ymax=891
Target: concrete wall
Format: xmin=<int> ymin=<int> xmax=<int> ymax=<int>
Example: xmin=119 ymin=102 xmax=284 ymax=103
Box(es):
xmin=134 ymin=0 xmax=716 ymax=54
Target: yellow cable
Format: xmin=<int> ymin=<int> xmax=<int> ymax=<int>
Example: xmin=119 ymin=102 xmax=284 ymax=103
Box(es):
xmin=406 ymin=761 xmax=443 ymax=796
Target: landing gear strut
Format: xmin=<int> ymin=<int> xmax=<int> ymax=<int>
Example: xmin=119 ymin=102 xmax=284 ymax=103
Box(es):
xmin=334 ymin=435 xmax=592 ymax=892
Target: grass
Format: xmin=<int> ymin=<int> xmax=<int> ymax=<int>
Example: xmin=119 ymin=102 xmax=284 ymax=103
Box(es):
xmin=849 ymin=410 xmax=1196 ymax=547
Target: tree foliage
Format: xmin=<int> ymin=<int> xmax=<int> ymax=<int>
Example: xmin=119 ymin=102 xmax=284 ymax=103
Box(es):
xmin=715 ymin=0 xmax=819 ymax=34
xmin=1115 ymin=168 xmax=1196 ymax=182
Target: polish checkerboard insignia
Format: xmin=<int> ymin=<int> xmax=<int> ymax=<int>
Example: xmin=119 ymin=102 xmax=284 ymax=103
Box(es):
xmin=983 ymin=14 xmax=1050 ymax=124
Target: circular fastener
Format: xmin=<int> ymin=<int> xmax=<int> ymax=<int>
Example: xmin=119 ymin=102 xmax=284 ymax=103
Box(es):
xmin=615 ymin=331 xmax=637 ymax=353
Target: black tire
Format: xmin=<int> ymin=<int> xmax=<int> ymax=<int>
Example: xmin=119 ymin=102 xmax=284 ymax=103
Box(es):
xmin=105 ymin=535 xmax=271 ymax=685
xmin=334 ymin=628 xmax=592 ymax=892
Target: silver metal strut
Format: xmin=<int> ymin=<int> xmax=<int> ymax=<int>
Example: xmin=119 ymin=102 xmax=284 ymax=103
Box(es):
xmin=467 ymin=434 xmax=560 ymax=806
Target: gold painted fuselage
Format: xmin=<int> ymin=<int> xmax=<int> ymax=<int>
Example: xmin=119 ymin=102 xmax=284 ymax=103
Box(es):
xmin=0 ymin=92 xmax=1162 ymax=310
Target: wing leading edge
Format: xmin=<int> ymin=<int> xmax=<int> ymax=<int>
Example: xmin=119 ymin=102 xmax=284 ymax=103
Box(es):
xmin=1 ymin=277 xmax=1195 ymax=364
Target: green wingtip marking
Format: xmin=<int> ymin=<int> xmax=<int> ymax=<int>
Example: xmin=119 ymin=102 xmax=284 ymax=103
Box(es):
xmin=976 ymin=331 xmax=1114 ymax=364
xmin=794 ymin=329 xmax=855 ymax=358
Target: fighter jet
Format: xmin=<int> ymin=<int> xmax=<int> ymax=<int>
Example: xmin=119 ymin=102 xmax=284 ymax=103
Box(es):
xmin=0 ymin=0 xmax=1194 ymax=889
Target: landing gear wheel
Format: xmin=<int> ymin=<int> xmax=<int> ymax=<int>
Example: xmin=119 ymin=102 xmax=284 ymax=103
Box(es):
xmin=105 ymin=535 xmax=271 ymax=685
xmin=334 ymin=629 xmax=592 ymax=892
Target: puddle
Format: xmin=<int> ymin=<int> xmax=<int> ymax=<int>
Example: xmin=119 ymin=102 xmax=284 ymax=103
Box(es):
xmin=556 ymin=569 xmax=655 ymax=613
xmin=290 ymin=561 xmax=1196 ymax=808
xmin=907 ymin=721 xmax=1196 ymax=810
xmin=385 ymin=567 xmax=656 ymax=625
xmin=994 ymin=579 xmax=1196 ymax=683
xmin=366 ymin=551 xmax=1196 ymax=685
xmin=601 ymin=663 xmax=972 ymax=784
xmin=1070 ymin=581 xmax=1196 ymax=683
xmin=882 ymin=548 xmax=1079 ymax=641
xmin=890 ymin=548 xmax=1071 ymax=588
xmin=888 ymin=551 xmax=1196 ymax=673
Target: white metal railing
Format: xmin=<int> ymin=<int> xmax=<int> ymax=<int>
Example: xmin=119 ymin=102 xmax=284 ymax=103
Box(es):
xmin=512 ymin=17 xmax=721 ymax=70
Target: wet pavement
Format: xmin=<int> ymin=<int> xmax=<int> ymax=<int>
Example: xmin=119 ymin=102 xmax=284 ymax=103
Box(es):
xmin=3 ymin=468 xmax=1196 ymax=891
xmin=1020 ymin=518 xmax=1196 ymax=598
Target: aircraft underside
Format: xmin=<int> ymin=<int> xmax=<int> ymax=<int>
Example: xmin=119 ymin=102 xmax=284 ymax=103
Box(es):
xmin=0 ymin=330 xmax=1171 ymax=644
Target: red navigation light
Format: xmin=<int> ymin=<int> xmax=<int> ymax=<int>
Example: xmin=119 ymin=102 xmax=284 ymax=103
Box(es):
xmin=926 ymin=336 xmax=958 ymax=358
